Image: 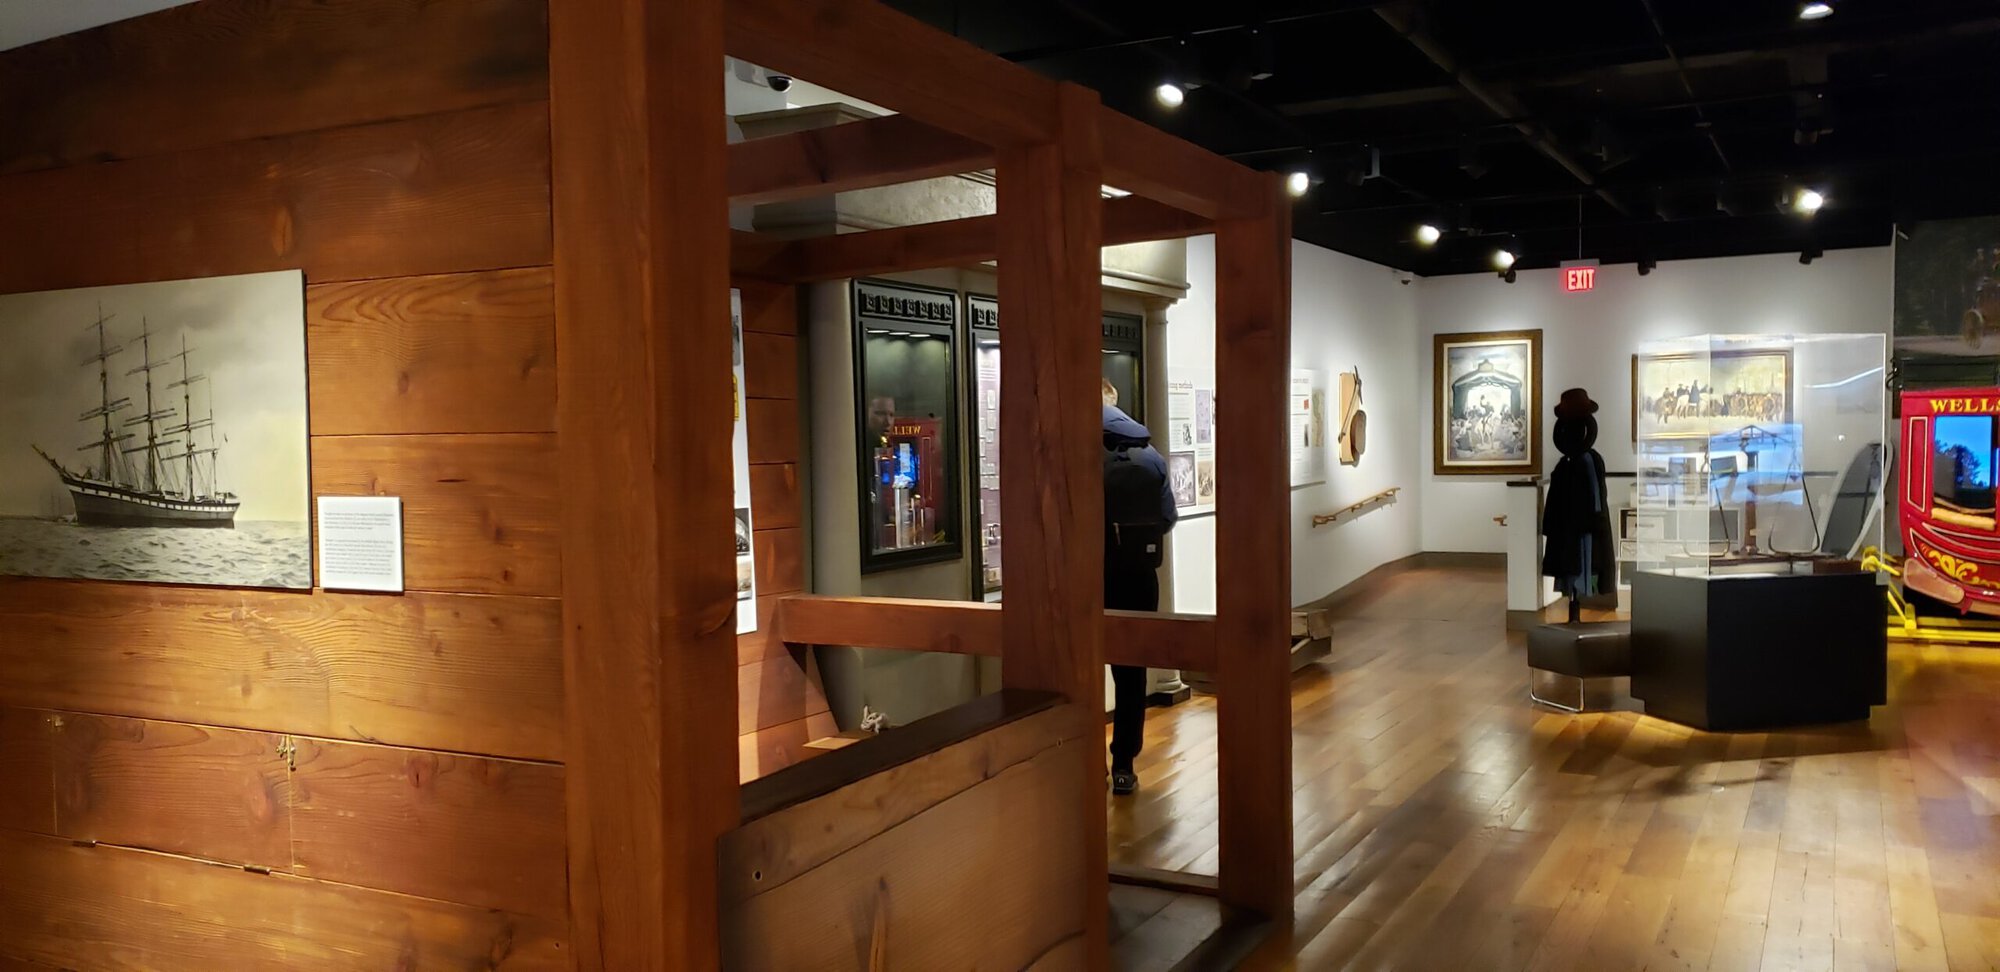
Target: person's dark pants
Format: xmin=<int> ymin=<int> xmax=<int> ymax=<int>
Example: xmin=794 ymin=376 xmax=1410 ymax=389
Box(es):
xmin=1106 ymin=565 xmax=1160 ymax=771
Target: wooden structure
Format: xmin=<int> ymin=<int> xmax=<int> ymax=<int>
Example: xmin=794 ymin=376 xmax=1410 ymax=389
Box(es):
xmin=0 ymin=0 xmax=1291 ymax=968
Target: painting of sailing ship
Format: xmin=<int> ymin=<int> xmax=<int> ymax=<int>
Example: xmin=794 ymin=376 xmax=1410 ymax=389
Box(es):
xmin=0 ymin=271 xmax=310 ymax=589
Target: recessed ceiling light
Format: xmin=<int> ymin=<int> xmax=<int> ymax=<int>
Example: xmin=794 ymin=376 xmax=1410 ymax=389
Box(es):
xmin=1493 ymin=248 xmax=1517 ymax=270
xmin=1286 ymin=171 xmax=1312 ymax=197
xmin=1799 ymin=2 xmax=1834 ymax=20
xmin=1795 ymin=188 xmax=1826 ymax=214
xmin=1155 ymin=83 xmax=1186 ymax=108
xmin=1416 ymin=223 xmax=1442 ymax=246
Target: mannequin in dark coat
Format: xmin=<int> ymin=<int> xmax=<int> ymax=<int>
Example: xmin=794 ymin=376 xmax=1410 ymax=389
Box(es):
xmin=1541 ymin=388 xmax=1616 ymax=622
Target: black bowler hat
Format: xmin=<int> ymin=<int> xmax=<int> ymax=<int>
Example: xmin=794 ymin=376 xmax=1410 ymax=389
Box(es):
xmin=1553 ymin=387 xmax=1598 ymax=420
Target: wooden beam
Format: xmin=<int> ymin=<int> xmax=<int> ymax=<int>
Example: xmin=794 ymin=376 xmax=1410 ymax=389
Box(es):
xmin=550 ymin=0 xmax=737 ymax=967
xmin=728 ymin=114 xmax=992 ymax=205
xmin=732 ymin=195 xmax=1212 ymax=283
xmin=997 ymin=83 xmax=1111 ymax=969
xmin=725 ymin=0 xmax=1056 ymax=147
xmin=772 ymin=595 xmax=1217 ymax=671
xmin=1212 ymin=176 xmax=1296 ymax=924
xmin=730 ymin=230 xmax=799 ymax=281
xmin=1100 ymin=108 xmax=1266 ymax=221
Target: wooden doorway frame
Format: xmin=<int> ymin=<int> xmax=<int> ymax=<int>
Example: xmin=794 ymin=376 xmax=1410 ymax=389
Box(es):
xmin=551 ymin=0 xmax=1294 ymax=967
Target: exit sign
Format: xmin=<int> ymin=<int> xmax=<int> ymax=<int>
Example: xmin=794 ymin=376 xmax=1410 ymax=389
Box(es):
xmin=1561 ymin=259 xmax=1600 ymax=293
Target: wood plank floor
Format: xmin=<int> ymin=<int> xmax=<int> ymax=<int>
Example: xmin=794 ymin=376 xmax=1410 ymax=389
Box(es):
xmin=1106 ymin=564 xmax=2000 ymax=971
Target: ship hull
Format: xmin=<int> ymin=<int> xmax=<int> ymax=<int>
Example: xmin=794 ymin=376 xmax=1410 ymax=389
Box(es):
xmin=65 ymin=480 xmax=238 ymax=528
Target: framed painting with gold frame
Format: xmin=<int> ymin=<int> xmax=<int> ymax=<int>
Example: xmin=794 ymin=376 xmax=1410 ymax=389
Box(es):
xmin=1433 ymin=329 xmax=1543 ymax=476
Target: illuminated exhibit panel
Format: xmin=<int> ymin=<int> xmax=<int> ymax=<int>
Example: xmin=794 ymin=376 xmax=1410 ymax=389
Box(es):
xmin=1900 ymin=388 xmax=2000 ymax=616
xmin=965 ymin=293 xmax=1145 ymax=598
xmin=854 ymin=280 xmax=960 ymax=573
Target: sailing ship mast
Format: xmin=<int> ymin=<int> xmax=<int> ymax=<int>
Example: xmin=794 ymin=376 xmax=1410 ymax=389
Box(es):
xmin=79 ymin=304 xmax=132 ymax=480
xmin=122 ymin=317 xmax=180 ymax=496
xmin=163 ymin=334 xmax=216 ymax=501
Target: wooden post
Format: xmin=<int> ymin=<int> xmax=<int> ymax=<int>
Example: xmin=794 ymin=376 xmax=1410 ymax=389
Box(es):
xmin=1214 ymin=178 xmax=1296 ymax=923
xmin=996 ymin=83 xmax=1110 ymax=968
xmin=550 ymin=0 xmax=737 ymax=967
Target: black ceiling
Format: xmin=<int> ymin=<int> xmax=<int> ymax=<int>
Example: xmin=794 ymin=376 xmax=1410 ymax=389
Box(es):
xmin=881 ymin=0 xmax=2000 ymax=275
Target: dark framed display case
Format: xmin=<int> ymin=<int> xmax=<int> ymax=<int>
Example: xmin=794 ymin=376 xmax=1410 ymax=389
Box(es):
xmin=964 ymin=295 xmax=1148 ymax=599
xmin=853 ymin=279 xmax=962 ymax=573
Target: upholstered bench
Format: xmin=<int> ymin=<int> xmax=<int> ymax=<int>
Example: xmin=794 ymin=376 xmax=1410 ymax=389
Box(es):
xmin=1527 ymin=621 xmax=1632 ymax=712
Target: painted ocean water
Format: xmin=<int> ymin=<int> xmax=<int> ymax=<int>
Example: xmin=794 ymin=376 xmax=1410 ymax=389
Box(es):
xmin=0 ymin=517 xmax=311 ymax=589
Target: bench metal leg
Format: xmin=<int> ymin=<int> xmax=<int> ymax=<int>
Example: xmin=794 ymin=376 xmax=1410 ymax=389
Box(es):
xmin=1528 ymin=668 xmax=1585 ymax=713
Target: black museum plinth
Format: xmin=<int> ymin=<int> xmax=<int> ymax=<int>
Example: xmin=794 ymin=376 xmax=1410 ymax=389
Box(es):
xmin=1630 ymin=569 xmax=1886 ymax=730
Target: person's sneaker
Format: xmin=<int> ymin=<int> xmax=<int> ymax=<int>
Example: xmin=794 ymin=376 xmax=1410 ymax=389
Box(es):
xmin=1111 ymin=767 xmax=1138 ymax=795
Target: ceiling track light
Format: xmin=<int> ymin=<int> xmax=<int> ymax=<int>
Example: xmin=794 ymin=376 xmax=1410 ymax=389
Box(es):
xmin=1800 ymin=245 xmax=1824 ymax=265
xmin=1286 ymin=170 xmax=1312 ymax=198
xmin=1799 ymin=1 xmax=1834 ymax=20
xmin=1493 ymin=247 xmax=1517 ymax=271
xmin=1794 ymin=187 xmax=1826 ymax=215
xmin=1637 ymin=257 xmax=1657 ymax=276
xmin=1154 ymin=82 xmax=1186 ymax=108
xmin=1499 ymin=268 xmax=1518 ymax=284
xmin=1415 ymin=223 xmax=1443 ymax=246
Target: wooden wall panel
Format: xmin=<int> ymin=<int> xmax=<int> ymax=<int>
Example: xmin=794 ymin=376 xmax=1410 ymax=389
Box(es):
xmin=753 ymin=528 xmax=805 ymax=596
xmin=746 ymin=398 xmax=801 ymax=466
xmin=311 ymin=433 xmax=561 ymax=597
xmin=748 ymin=464 xmax=801 ymax=531
xmin=0 ymin=831 xmax=566 ymax=971
xmin=292 ymin=739 xmax=566 ymax=919
xmin=0 ymin=101 xmax=552 ymax=295
xmin=0 ymin=0 xmax=549 ymax=176
xmin=721 ymin=733 xmax=1088 ymax=970
xmin=0 ymin=580 xmax=562 ymax=761
xmin=739 ymin=653 xmax=831 ymax=734
xmin=738 ymin=711 xmax=840 ymax=784
xmin=52 ymin=715 xmax=288 ymax=869
xmin=307 ymin=268 xmax=556 ymax=436
xmin=742 ymin=332 xmax=798 ymax=400
xmin=737 ymin=280 xmax=798 ymax=336
xmin=736 ymin=596 xmax=788 ymax=666
xmin=0 ymin=708 xmax=54 ymax=835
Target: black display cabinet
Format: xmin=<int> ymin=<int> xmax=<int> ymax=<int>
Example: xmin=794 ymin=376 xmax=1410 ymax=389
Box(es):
xmin=1631 ymin=568 xmax=1886 ymax=730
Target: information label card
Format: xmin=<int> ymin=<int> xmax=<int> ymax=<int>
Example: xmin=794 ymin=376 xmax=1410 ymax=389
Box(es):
xmin=316 ymin=496 xmax=404 ymax=593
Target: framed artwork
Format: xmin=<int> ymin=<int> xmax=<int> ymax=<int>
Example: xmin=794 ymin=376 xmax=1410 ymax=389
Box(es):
xmin=1433 ymin=329 xmax=1543 ymax=476
xmin=1631 ymin=348 xmax=1792 ymax=441
xmin=0 ymin=271 xmax=311 ymax=589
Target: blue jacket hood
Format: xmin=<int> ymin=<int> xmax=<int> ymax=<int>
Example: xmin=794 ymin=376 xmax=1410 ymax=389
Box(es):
xmin=1102 ymin=405 xmax=1152 ymax=446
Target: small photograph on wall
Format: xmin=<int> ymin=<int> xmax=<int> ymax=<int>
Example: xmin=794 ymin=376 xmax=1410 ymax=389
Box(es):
xmin=1194 ymin=389 xmax=1215 ymax=445
xmin=1169 ymin=452 xmax=1197 ymax=509
xmin=0 ymin=271 xmax=311 ymax=589
xmin=1631 ymin=348 xmax=1791 ymax=441
xmin=734 ymin=506 xmax=754 ymax=602
xmin=1433 ymin=329 xmax=1542 ymax=476
xmin=1893 ymin=215 xmax=2000 ymax=356
xmin=1196 ymin=457 xmax=1217 ymax=505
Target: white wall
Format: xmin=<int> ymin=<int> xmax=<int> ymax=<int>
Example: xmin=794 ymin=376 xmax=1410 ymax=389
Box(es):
xmin=1168 ymin=236 xmax=1425 ymax=611
xmin=1416 ymin=247 xmax=1893 ymax=553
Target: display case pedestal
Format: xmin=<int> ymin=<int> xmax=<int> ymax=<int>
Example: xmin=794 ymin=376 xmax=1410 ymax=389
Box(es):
xmin=1631 ymin=569 xmax=1885 ymax=730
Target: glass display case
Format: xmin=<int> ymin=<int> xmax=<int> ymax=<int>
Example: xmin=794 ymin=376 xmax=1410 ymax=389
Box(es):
xmin=854 ymin=280 xmax=961 ymax=572
xmin=1628 ymin=333 xmax=1890 ymax=730
xmin=1631 ymin=333 xmax=1888 ymax=576
xmin=965 ymin=296 xmax=1148 ymax=599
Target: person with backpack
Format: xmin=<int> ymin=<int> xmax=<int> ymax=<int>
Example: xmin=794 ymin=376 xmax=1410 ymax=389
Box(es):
xmin=1101 ymin=378 xmax=1179 ymax=795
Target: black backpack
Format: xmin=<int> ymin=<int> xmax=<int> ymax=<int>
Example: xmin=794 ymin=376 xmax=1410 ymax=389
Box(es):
xmin=1105 ymin=444 xmax=1167 ymax=571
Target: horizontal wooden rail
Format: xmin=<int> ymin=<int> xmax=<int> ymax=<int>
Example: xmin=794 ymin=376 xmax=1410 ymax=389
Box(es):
xmin=774 ymin=595 xmax=1218 ymax=673
xmin=725 ymin=0 xmax=1267 ymax=222
xmin=1311 ymin=486 xmax=1402 ymax=528
xmin=727 ymin=114 xmax=992 ymax=206
xmin=732 ymin=195 xmax=1212 ymax=283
